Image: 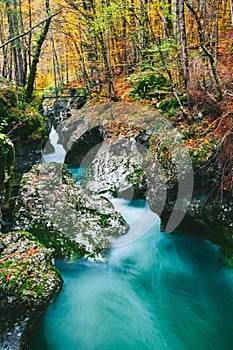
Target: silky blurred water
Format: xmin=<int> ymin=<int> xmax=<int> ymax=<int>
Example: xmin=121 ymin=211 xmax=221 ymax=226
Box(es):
xmin=29 ymin=198 xmax=233 ymax=350
xmin=34 ymin=127 xmax=233 ymax=350
xmin=43 ymin=126 xmax=66 ymax=163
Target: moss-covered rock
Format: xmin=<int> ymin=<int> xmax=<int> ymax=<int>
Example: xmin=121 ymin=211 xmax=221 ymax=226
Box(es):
xmin=0 ymin=80 xmax=47 ymax=195
xmin=0 ymin=133 xmax=15 ymax=206
xmin=14 ymin=163 xmax=128 ymax=258
xmin=0 ymin=230 xmax=62 ymax=349
xmin=148 ymin=155 xmax=233 ymax=265
xmin=203 ymin=193 xmax=233 ymax=265
xmin=0 ymin=82 xmax=45 ymax=139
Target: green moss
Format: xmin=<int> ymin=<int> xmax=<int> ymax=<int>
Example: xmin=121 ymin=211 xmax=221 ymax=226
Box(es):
xmin=0 ymin=86 xmax=17 ymax=119
xmin=20 ymin=175 xmax=31 ymax=188
xmin=0 ymin=133 xmax=15 ymax=204
xmin=189 ymin=139 xmax=216 ymax=164
xmin=0 ymin=231 xmax=62 ymax=303
xmin=28 ymin=224 xmax=87 ymax=259
xmin=0 ymin=230 xmax=63 ymax=300
xmin=0 ymin=85 xmax=45 ymax=139
xmin=98 ymin=213 xmax=111 ymax=228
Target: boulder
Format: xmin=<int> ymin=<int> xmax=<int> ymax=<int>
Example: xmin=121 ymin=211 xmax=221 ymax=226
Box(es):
xmin=148 ymin=161 xmax=233 ymax=265
xmin=84 ymin=138 xmax=148 ymax=199
xmin=0 ymin=230 xmax=62 ymax=349
xmin=14 ymin=163 xmax=128 ymax=258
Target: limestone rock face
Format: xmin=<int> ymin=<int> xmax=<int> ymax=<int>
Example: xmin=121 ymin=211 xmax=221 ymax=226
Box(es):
xmin=0 ymin=230 xmax=62 ymax=349
xmin=84 ymin=138 xmax=148 ymax=199
xmin=14 ymin=163 xmax=128 ymax=258
xmin=148 ymin=164 xmax=233 ymax=265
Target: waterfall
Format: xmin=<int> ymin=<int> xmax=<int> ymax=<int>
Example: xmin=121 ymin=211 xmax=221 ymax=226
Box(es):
xmin=43 ymin=126 xmax=66 ymax=163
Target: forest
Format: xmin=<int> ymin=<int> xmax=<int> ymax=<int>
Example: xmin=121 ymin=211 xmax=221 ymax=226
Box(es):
xmin=0 ymin=0 xmax=232 ymax=102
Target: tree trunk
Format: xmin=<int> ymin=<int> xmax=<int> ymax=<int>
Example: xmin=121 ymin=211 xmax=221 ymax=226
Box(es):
xmin=0 ymin=16 xmax=8 ymax=78
xmin=179 ymin=0 xmax=189 ymax=89
xmin=122 ymin=3 xmax=128 ymax=74
xmin=18 ymin=0 xmax=27 ymax=82
xmin=52 ymin=43 xmax=58 ymax=95
xmin=65 ymin=40 xmax=69 ymax=84
xmin=230 ymin=0 xmax=233 ymax=27
xmin=26 ymin=0 xmax=52 ymax=102
xmin=28 ymin=0 xmax=32 ymax=69
xmin=130 ymin=0 xmax=137 ymax=64
xmin=5 ymin=0 xmax=25 ymax=86
xmin=167 ymin=0 xmax=173 ymax=36
xmin=173 ymin=0 xmax=179 ymax=39
xmin=140 ymin=0 xmax=150 ymax=50
xmin=51 ymin=35 xmax=62 ymax=86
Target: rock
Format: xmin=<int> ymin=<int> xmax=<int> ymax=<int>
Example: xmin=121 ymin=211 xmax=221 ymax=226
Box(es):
xmin=58 ymin=103 xmax=151 ymax=199
xmin=65 ymin=125 xmax=103 ymax=166
xmin=13 ymin=136 xmax=42 ymax=181
xmin=84 ymin=138 xmax=148 ymax=199
xmin=148 ymin=161 xmax=233 ymax=265
xmin=0 ymin=230 xmax=62 ymax=349
xmin=42 ymin=139 xmax=55 ymax=155
xmin=14 ymin=163 xmax=128 ymax=258
xmin=0 ymin=134 xmax=15 ymax=230
xmin=43 ymin=96 xmax=87 ymax=128
xmin=0 ymin=134 xmax=15 ymax=206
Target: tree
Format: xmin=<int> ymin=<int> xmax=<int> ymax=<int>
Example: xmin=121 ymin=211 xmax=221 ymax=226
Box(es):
xmin=5 ymin=0 xmax=25 ymax=86
xmin=231 ymin=0 xmax=233 ymax=27
xmin=178 ymin=0 xmax=189 ymax=89
xmin=25 ymin=0 xmax=54 ymax=102
xmin=184 ymin=0 xmax=223 ymax=101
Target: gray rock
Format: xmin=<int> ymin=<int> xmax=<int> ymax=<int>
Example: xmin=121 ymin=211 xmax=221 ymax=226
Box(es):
xmin=14 ymin=163 xmax=128 ymax=258
xmin=84 ymin=138 xmax=148 ymax=199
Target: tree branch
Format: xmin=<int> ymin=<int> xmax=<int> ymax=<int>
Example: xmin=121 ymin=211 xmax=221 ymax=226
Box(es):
xmin=0 ymin=11 xmax=61 ymax=50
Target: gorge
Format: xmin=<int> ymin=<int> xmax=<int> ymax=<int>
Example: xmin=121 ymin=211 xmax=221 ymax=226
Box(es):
xmin=28 ymin=122 xmax=233 ymax=350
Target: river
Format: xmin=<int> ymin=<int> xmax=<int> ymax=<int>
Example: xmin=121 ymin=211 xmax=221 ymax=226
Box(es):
xmin=29 ymin=127 xmax=233 ymax=350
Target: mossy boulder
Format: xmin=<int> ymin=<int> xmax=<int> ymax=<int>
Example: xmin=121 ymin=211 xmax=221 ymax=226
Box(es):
xmin=14 ymin=163 xmax=128 ymax=258
xmin=0 ymin=230 xmax=62 ymax=348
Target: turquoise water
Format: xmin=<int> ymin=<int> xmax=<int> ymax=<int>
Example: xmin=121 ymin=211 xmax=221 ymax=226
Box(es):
xmin=29 ymin=198 xmax=233 ymax=350
xmin=35 ymin=129 xmax=233 ymax=350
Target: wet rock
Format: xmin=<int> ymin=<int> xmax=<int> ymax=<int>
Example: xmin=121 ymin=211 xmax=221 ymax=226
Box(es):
xmin=65 ymin=126 xmax=103 ymax=166
xmin=84 ymin=138 xmax=148 ymax=199
xmin=13 ymin=136 xmax=42 ymax=181
xmin=0 ymin=231 xmax=62 ymax=349
xmin=58 ymin=104 xmax=150 ymax=199
xmin=148 ymin=161 xmax=233 ymax=265
xmin=14 ymin=163 xmax=128 ymax=258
